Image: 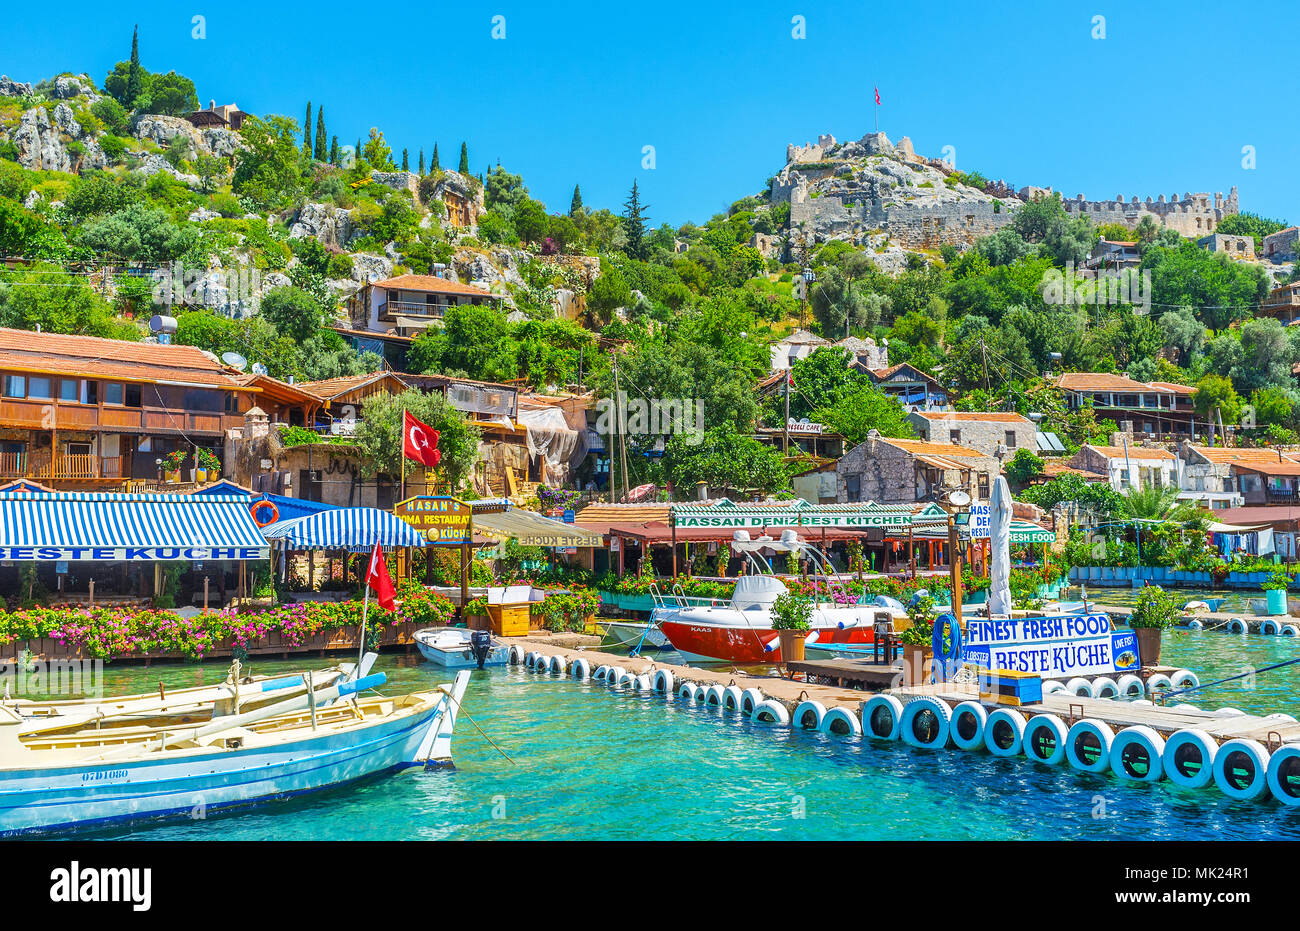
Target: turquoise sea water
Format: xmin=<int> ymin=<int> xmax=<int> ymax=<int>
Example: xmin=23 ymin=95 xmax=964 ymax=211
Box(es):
xmin=31 ymin=627 xmax=1300 ymax=840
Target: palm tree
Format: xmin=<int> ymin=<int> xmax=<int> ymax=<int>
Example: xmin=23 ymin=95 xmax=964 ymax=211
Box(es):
xmin=1115 ymin=486 xmax=1207 ymax=529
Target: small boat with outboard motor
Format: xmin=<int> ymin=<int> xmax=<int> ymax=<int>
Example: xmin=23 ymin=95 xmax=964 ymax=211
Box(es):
xmin=414 ymin=626 xmax=508 ymax=668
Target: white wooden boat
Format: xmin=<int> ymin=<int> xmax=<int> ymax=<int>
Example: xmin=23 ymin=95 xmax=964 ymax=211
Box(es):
xmin=0 ymin=669 xmax=471 ymax=836
xmin=597 ymin=619 xmax=671 ymax=650
xmin=3 ymin=656 xmax=373 ymax=736
xmin=414 ymin=627 xmax=507 ymax=668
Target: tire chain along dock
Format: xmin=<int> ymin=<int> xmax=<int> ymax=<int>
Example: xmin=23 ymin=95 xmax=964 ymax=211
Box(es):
xmin=504 ymin=633 xmax=1300 ymax=805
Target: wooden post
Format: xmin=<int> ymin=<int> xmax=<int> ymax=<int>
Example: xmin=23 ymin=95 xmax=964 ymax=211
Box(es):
xmin=948 ymin=514 xmax=963 ymax=628
xmin=671 ymin=513 xmax=677 ymax=577
xmin=88 ymin=577 xmax=94 ymax=608
xmin=616 ymin=534 xmax=624 ymax=577
xmin=203 ymin=576 xmax=209 ymax=612
xmin=425 ymin=546 xmax=435 ymax=585
xmin=908 ymin=526 xmax=915 ymax=579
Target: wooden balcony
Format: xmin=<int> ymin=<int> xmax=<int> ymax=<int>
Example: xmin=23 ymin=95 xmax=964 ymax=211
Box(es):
xmin=0 ymin=398 xmax=240 ymax=435
xmin=0 ymin=452 xmax=122 ymax=481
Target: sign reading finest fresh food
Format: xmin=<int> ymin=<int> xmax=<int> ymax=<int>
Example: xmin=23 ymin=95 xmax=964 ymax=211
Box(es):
xmin=961 ymin=613 xmax=1140 ymax=678
xmin=393 ymin=496 xmax=472 ymax=545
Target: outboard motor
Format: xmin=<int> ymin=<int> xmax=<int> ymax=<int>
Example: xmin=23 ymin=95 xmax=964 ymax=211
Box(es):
xmin=470 ymin=630 xmax=493 ymax=670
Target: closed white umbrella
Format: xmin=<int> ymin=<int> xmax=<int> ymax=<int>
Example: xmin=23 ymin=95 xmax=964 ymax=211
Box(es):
xmin=987 ymin=476 xmax=1013 ymax=617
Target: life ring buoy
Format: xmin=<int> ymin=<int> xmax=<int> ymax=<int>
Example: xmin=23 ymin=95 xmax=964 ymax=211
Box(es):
xmin=1227 ymin=618 xmax=1248 ymax=634
xmin=1261 ymin=618 xmax=1281 ymax=636
xmin=1145 ymin=673 xmax=1173 ymax=695
xmin=1170 ymin=669 xmax=1198 ymax=690
xmin=1065 ymin=719 xmax=1115 ymax=774
xmin=985 ymin=709 xmax=1026 ymax=757
xmin=862 ymin=695 xmax=904 ymax=740
xmin=793 ymin=700 xmax=827 ymax=730
xmin=900 ymin=697 xmax=951 ymax=749
xmin=1023 ymin=714 xmax=1069 ymax=765
xmin=751 ymin=699 xmax=790 ymax=726
xmin=250 ymin=498 xmax=279 ymax=527
xmin=1110 ymin=726 xmax=1165 ymax=782
xmin=1266 ymin=745 xmax=1300 ymax=806
xmin=1162 ymin=729 xmax=1217 ymax=789
xmin=950 ymin=701 xmax=988 ymax=751
xmin=820 ymin=707 xmax=862 ymax=737
xmin=1214 ymin=739 xmax=1271 ymax=801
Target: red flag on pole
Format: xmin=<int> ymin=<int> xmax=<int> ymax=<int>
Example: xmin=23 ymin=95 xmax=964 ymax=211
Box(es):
xmin=402 ymin=410 xmax=442 ymax=469
xmin=365 ymin=541 xmax=396 ymax=611
xmin=874 ymin=86 xmax=881 ymax=105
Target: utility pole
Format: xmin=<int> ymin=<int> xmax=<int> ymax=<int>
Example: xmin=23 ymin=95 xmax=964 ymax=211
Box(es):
xmin=612 ymin=353 xmax=629 ymax=501
xmin=980 ymin=338 xmax=990 ymax=392
xmin=783 ymin=369 xmax=791 ymax=455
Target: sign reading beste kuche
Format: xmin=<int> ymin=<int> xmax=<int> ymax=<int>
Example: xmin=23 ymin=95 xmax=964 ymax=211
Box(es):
xmin=961 ymin=613 xmax=1140 ymax=678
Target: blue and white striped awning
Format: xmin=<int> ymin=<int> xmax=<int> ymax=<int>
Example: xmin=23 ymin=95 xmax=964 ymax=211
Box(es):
xmin=261 ymin=507 xmax=426 ymax=551
xmin=0 ymin=492 xmax=269 ymax=561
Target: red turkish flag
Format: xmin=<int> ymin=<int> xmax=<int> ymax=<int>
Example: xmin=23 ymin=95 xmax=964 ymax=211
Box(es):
xmin=402 ymin=410 xmax=442 ymax=469
xmin=365 ymin=541 xmax=396 ymax=611
xmin=874 ymin=87 xmax=881 ymax=105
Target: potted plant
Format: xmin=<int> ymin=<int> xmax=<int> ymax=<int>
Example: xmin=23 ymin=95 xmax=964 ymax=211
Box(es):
xmin=162 ymin=450 xmax=187 ymax=483
xmin=195 ymin=448 xmax=220 ymax=483
xmin=1262 ymin=570 xmax=1292 ymax=617
xmin=1129 ymin=585 xmax=1181 ymax=666
xmin=900 ymin=594 xmax=936 ymax=686
xmin=771 ymin=592 xmax=812 ymax=663
xmin=464 ymin=597 xmax=490 ymax=630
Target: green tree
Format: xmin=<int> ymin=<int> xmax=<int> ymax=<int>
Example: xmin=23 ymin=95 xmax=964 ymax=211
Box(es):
xmin=810 ymin=382 xmax=914 ymax=445
xmin=314 ymin=106 xmax=327 ymax=162
xmin=0 ymin=266 xmax=140 ymax=339
xmin=431 ymin=143 xmax=440 ymax=170
xmin=513 ymin=198 xmax=549 ymax=245
xmin=1191 ymin=373 xmax=1242 ymax=427
xmin=126 ymin=24 xmax=143 ymax=106
xmin=1141 ymin=241 xmax=1268 ymax=330
xmin=662 ymin=426 xmax=792 ymax=496
xmin=362 ymin=128 xmax=395 ymax=171
xmin=302 ymin=102 xmax=313 ymax=159
xmin=586 ymin=263 xmax=631 ymax=325
xmin=457 ymin=142 xmax=469 ymax=175
xmin=401 ymin=148 xmax=409 ymax=171
xmin=1004 ymin=448 xmax=1045 ymax=486
xmin=232 ymin=115 xmax=304 ymax=208
xmin=259 ymin=286 xmax=322 ymax=344
xmin=352 ymin=389 xmax=479 ymax=488
xmin=418 ymin=149 xmax=425 ymax=176
xmin=484 ymin=164 xmax=527 ymax=212
xmin=622 ymin=180 xmax=649 ymax=260
xmin=570 ymin=183 xmax=583 ymax=216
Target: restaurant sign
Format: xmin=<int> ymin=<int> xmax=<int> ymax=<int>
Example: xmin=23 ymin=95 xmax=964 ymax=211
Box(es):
xmin=0 ymin=546 xmax=268 ymax=562
xmin=961 ymin=613 xmax=1139 ymax=678
xmin=673 ymin=511 xmax=911 ymax=529
xmin=394 ymin=496 xmax=472 ymax=545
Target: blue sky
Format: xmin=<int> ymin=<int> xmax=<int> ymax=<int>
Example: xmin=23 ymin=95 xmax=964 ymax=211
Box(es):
xmin=2 ymin=1 xmax=1295 ymax=226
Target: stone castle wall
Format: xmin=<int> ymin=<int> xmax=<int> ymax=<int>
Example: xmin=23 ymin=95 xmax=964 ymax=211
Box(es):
xmin=1061 ymin=188 xmax=1239 ymax=238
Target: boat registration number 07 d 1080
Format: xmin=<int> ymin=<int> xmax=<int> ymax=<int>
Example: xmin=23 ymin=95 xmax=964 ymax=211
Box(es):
xmin=961 ymin=614 xmax=1140 ymax=678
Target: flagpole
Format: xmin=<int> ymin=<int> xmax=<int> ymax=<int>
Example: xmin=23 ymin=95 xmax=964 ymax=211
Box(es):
xmin=399 ymin=407 xmax=407 ymax=502
xmin=359 ymin=568 xmax=371 ymax=670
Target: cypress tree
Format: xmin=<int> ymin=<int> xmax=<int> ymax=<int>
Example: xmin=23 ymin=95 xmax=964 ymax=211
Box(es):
xmin=418 ymin=149 xmax=425 ymax=176
xmin=402 ymin=148 xmax=409 ymax=171
xmin=431 ymin=143 xmax=439 ymax=170
xmin=329 ymin=136 xmax=339 ymax=165
xmin=126 ymin=24 xmax=143 ymax=107
xmin=302 ymin=102 xmax=313 ymax=158
xmin=570 ymin=184 xmax=583 ymax=217
xmin=314 ymin=106 xmax=327 ymax=162
xmin=622 ymin=180 xmax=649 ymax=260
xmin=355 ymin=138 xmax=362 ymax=161
xmin=458 ymin=142 xmax=469 ymax=175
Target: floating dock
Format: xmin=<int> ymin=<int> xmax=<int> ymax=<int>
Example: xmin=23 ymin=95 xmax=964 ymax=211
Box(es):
xmin=503 ymin=638 xmax=1300 ymax=806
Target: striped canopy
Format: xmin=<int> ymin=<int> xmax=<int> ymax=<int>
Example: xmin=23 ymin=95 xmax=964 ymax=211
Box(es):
xmin=261 ymin=507 xmax=426 ymax=551
xmin=0 ymin=491 xmax=268 ymax=560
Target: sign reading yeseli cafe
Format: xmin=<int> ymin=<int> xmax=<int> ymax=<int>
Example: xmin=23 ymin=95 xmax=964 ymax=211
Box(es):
xmin=961 ymin=614 xmax=1140 ymax=678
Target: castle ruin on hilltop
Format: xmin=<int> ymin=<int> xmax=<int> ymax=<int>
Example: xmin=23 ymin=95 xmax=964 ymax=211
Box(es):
xmin=769 ymin=131 xmax=1241 ymax=250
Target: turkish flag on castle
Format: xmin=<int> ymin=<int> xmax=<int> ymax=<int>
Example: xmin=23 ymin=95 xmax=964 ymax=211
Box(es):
xmin=874 ymin=86 xmax=881 ymax=105
xmin=365 ymin=541 xmax=396 ymax=611
xmin=403 ymin=410 xmax=442 ymax=468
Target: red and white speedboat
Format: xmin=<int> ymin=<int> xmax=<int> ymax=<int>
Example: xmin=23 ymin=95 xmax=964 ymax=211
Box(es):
xmin=658 ymin=575 xmax=891 ymax=664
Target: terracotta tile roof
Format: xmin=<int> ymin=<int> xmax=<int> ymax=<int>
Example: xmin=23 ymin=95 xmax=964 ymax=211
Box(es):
xmin=573 ymin=503 xmax=672 ymax=530
xmin=867 ymin=364 xmax=943 ymax=386
xmin=1055 ymin=372 xmax=1158 ymax=392
xmin=0 ymin=327 xmax=246 ymax=389
xmin=1231 ymin=460 xmax=1300 ymax=476
xmin=914 ymin=411 xmax=1032 ymax=424
xmin=1189 ymin=446 xmax=1300 ymax=465
xmin=1041 ymin=461 xmax=1105 ymax=479
xmin=1083 ymin=445 xmax=1176 ymax=460
xmin=370 ymin=274 xmax=497 ymax=298
xmin=294 ymin=371 xmax=408 ymax=401
xmin=881 ymin=437 xmax=988 ymax=458
xmin=1146 ymin=381 xmax=1195 ymax=395
xmin=233 ymin=373 xmax=323 ymax=405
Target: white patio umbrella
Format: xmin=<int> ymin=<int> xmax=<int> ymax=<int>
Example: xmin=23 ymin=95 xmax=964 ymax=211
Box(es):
xmin=987 ymin=475 xmax=1013 ymax=617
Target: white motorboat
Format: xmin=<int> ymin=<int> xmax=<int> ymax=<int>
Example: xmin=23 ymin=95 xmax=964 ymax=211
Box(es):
xmin=414 ymin=627 xmax=508 ymax=668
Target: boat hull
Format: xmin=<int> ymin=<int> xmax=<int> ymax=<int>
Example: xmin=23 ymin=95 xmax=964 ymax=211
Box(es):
xmin=0 ymin=685 xmax=466 ymax=837
xmin=659 ymin=619 xmax=875 ymax=664
xmin=596 ymin=620 xmax=670 ymax=650
xmin=415 ymin=641 xmax=508 ymax=668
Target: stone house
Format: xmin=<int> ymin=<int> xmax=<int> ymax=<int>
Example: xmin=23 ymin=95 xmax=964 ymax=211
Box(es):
xmin=907 ymin=411 xmax=1035 ymax=461
xmin=835 ymin=433 xmax=1000 ymax=505
xmin=1198 ymin=233 xmax=1255 ymax=261
xmin=1178 ymin=444 xmax=1300 ymax=509
xmin=1263 ymin=227 xmax=1299 ymax=262
xmin=1084 ymin=237 xmax=1141 ymax=271
xmin=349 ymin=273 xmax=500 ymax=338
xmin=1260 ymin=281 xmax=1300 ymax=325
xmin=1067 ymin=444 xmax=1176 ymax=493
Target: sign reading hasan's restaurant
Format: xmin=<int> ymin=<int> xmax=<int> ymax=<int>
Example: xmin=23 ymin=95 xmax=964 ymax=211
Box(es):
xmin=0 ymin=546 xmax=267 ymax=562
xmin=394 ymin=496 xmax=472 ymax=545
xmin=961 ymin=613 xmax=1139 ymax=678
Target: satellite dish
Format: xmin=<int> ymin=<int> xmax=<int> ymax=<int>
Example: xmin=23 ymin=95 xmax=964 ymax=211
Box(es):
xmin=251 ymin=362 xmax=269 ymax=376
xmin=948 ymin=490 xmax=971 ymax=507
xmin=148 ymin=315 xmax=178 ymax=335
xmin=221 ymin=352 xmax=248 ymax=371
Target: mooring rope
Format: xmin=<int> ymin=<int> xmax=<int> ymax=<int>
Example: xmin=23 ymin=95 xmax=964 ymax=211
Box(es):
xmin=1157 ymin=655 xmax=1300 ymax=702
xmin=437 ymin=685 xmax=516 ymax=765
